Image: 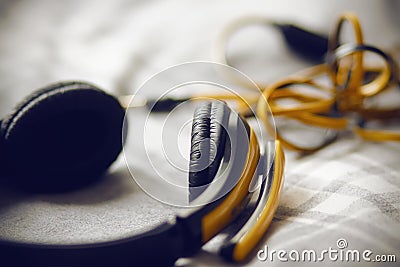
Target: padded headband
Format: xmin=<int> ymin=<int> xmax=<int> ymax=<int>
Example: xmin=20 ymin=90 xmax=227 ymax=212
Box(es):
xmin=189 ymin=101 xmax=230 ymax=201
xmin=0 ymin=81 xmax=125 ymax=192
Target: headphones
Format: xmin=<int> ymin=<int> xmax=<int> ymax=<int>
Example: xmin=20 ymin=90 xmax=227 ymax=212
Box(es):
xmin=0 ymin=81 xmax=126 ymax=192
xmin=0 ymin=80 xmax=285 ymax=266
xmin=216 ymin=12 xmax=400 ymax=151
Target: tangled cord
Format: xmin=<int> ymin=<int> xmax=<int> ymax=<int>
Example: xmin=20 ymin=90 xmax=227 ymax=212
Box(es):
xmin=215 ymin=12 xmax=400 ymax=152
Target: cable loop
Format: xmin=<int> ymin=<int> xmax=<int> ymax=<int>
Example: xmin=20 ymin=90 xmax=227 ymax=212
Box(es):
xmin=216 ymin=12 xmax=400 ymax=152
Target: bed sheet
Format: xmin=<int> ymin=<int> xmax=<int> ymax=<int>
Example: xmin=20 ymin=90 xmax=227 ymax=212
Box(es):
xmin=0 ymin=0 xmax=399 ymax=266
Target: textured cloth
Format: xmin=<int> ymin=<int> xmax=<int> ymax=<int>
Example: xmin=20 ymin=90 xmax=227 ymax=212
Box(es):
xmin=0 ymin=0 xmax=399 ymax=266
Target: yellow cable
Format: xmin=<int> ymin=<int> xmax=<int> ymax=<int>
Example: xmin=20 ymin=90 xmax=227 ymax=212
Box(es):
xmin=328 ymin=12 xmax=364 ymax=96
xmin=354 ymin=126 xmax=400 ymax=142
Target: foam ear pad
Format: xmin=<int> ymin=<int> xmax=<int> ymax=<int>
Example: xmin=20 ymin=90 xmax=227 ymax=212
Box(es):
xmin=0 ymin=81 xmax=126 ymax=192
xmin=189 ymin=101 xmax=230 ymax=200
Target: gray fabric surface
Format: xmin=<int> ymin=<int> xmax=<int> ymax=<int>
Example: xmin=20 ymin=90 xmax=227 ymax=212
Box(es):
xmin=0 ymin=0 xmax=399 ymax=266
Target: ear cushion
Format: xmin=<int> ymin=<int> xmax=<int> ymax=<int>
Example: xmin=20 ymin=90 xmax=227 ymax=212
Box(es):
xmin=0 ymin=81 xmax=126 ymax=192
xmin=189 ymin=101 xmax=230 ymax=200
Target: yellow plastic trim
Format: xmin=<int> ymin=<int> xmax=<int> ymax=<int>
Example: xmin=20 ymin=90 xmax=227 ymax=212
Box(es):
xmin=232 ymin=141 xmax=285 ymax=262
xmin=201 ymin=129 xmax=260 ymax=242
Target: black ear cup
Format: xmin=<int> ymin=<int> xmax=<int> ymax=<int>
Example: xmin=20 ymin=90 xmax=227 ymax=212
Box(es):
xmin=0 ymin=81 xmax=126 ymax=192
xmin=189 ymin=101 xmax=230 ymax=200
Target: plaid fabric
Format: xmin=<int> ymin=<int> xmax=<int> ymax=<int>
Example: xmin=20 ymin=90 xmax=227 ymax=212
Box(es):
xmin=272 ymin=137 xmax=400 ymax=264
xmin=199 ymin=137 xmax=399 ymax=266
